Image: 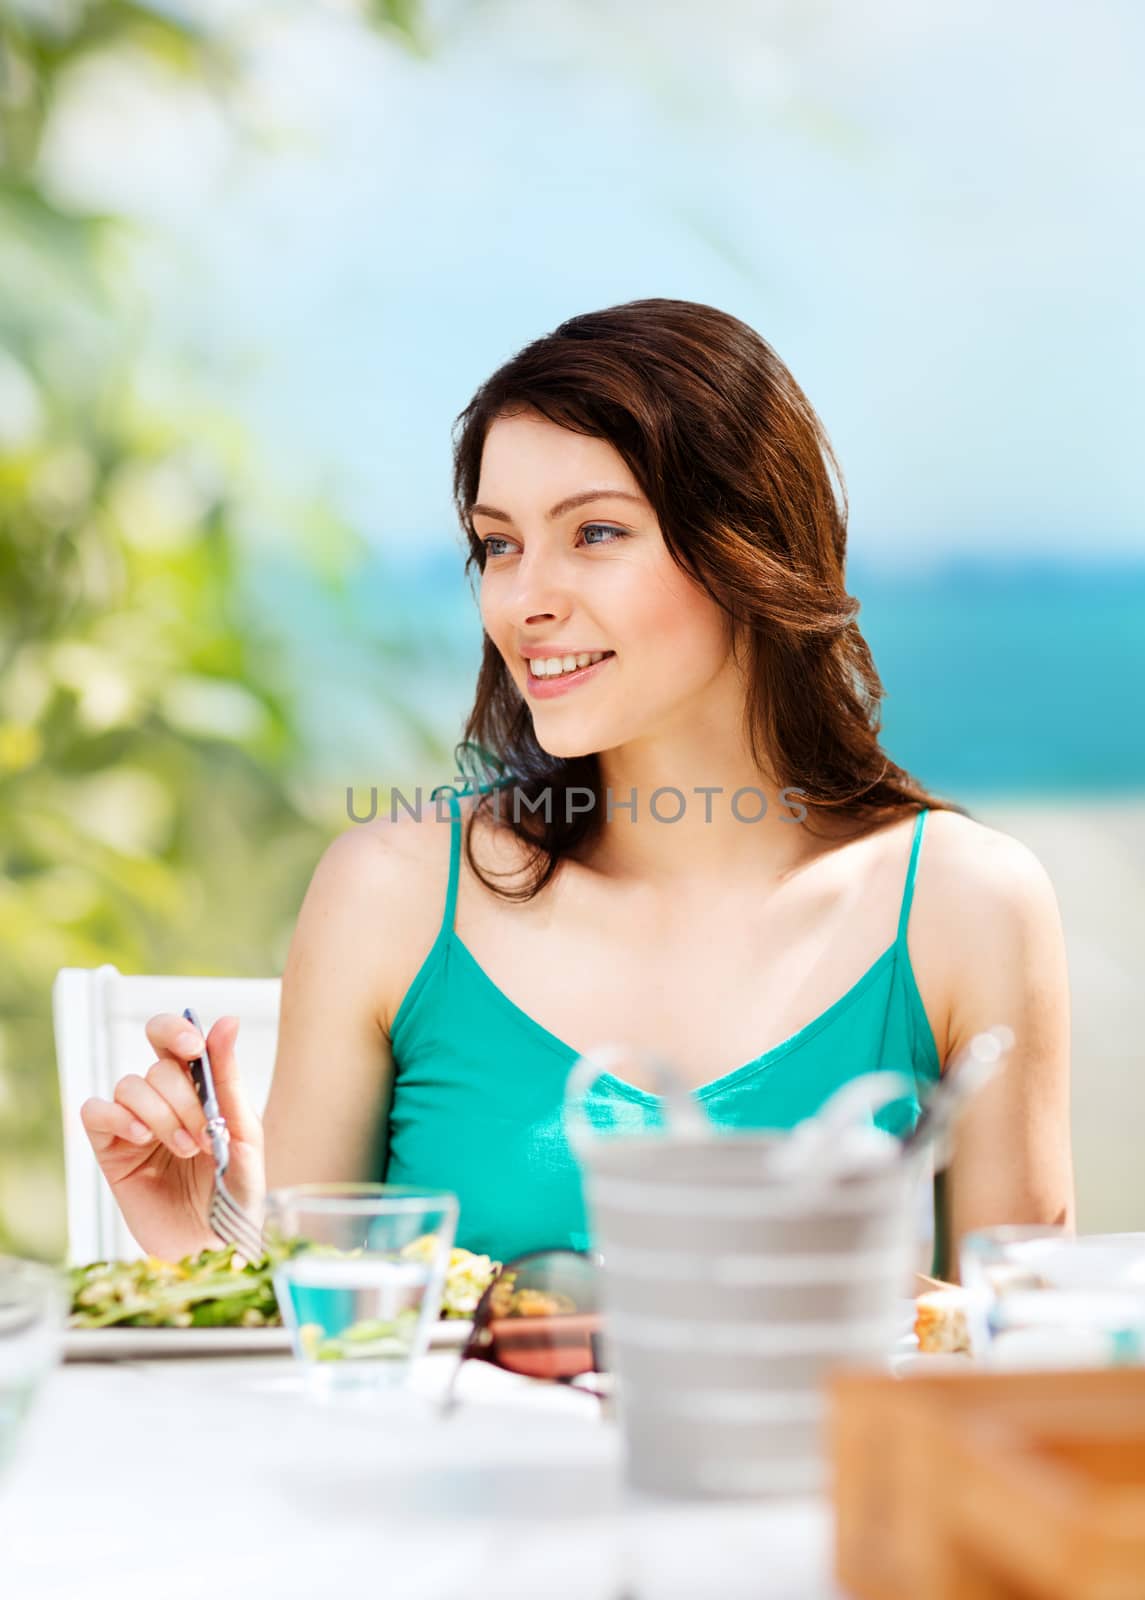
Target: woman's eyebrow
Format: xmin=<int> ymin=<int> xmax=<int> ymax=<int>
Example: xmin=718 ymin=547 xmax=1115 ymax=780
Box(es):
xmin=470 ymin=488 xmax=647 ymax=523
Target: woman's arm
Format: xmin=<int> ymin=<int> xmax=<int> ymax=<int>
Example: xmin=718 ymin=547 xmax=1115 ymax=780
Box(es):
xmin=261 ymin=817 xmax=444 ymax=1191
xmin=924 ymin=815 xmax=1076 ymax=1276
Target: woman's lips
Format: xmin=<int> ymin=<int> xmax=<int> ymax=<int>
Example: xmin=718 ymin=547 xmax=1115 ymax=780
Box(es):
xmin=525 ymin=653 xmax=615 ymax=700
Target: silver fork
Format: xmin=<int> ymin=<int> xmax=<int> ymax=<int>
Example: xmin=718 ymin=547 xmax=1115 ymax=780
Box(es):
xmin=183 ymin=1006 xmax=265 ymax=1262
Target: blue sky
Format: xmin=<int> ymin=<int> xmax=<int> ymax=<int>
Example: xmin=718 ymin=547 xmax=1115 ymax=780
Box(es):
xmin=44 ymin=0 xmax=1145 ymax=570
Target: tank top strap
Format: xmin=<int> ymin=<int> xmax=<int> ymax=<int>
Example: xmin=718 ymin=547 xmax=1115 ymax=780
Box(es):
xmin=895 ymin=806 xmax=929 ymax=946
xmin=428 ymin=785 xmax=463 ymax=936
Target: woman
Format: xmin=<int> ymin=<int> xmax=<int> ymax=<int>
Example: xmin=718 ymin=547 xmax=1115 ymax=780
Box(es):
xmin=80 ymin=299 xmax=1074 ymax=1276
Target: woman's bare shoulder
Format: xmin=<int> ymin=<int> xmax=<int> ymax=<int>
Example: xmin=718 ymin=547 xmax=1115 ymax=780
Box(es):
xmin=293 ymin=798 xmax=474 ymax=1030
xmin=911 ymin=806 xmax=1065 ymax=1059
xmin=920 ymin=806 xmax=1059 ymax=914
xmin=317 ymin=791 xmax=535 ymax=1012
xmin=314 ymin=802 xmax=451 ymax=892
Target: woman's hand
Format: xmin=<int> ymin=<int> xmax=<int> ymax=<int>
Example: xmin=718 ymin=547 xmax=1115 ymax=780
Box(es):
xmin=79 ymin=1013 xmax=266 ymax=1263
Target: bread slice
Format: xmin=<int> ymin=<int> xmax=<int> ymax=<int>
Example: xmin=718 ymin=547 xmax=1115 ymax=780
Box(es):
xmin=914 ymin=1287 xmax=971 ymax=1354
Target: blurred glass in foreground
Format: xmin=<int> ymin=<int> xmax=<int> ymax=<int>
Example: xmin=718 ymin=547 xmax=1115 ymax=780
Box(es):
xmin=0 ymin=1257 xmax=65 ymax=1480
xmin=961 ymin=1226 xmax=1145 ymax=1369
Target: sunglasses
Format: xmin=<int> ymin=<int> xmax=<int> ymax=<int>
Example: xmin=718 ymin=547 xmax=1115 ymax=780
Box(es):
xmin=441 ymin=1247 xmax=608 ymax=1413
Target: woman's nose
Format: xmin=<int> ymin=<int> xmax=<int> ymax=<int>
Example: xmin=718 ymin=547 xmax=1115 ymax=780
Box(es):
xmin=511 ymin=548 xmax=574 ymax=627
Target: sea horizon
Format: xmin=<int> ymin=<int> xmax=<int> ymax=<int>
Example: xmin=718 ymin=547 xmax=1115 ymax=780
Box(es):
xmin=251 ymin=548 xmax=1145 ymax=803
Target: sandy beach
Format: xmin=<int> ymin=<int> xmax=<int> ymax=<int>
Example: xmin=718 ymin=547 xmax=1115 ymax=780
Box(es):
xmin=972 ymin=797 xmax=1145 ymax=1234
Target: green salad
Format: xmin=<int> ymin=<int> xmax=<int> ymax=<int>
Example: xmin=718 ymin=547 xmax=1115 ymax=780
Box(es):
xmin=68 ymin=1241 xmax=499 ymax=1331
xmin=68 ymin=1247 xmax=279 ymax=1330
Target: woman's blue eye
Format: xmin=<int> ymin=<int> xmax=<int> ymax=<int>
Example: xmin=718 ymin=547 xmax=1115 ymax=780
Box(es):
xmin=480 ymin=523 xmax=626 ymax=559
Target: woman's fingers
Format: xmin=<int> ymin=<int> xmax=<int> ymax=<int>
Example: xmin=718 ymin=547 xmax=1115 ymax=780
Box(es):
xmin=201 ymin=1016 xmax=259 ymax=1142
xmin=80 ymin=1097 xmax=154 ymax=1151
xmin=144 ymin=1011 xmax=206 ymax=1064
xmin=113 ymin=1074 xmax=202 ymax=1159
xmin=141 ymin=1011 xmax=259 ymax=1152
xmin=141 ymin=1012 xmax=258 ymax=1145
xmin=145 ymin=1058 xmax=211 ymax=1150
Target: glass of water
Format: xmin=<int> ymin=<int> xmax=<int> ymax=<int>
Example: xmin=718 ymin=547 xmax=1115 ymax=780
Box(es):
xmin=1 ymin=1257 xmax=65 ymax=1481
xmin=264 ymin=1184 xmax=458 ymax=1392
xmin=961 ymin=1226 xmax=1145 ymax=1368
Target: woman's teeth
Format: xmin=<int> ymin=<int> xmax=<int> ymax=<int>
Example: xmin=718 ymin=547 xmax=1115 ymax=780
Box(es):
xmin=528 ymin=651 xmax=610 ymax=679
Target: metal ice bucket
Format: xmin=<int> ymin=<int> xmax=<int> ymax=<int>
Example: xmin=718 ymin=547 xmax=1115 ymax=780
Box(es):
xmin=566 ymin=1048 xmax=920 ymax=1499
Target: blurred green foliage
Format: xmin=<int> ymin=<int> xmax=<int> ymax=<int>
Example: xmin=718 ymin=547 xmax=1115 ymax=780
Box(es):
xmin=0 ymin=0 xmax=438 ymax=1259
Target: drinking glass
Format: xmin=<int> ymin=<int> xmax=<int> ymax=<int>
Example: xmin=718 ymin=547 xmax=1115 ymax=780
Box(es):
xmin=264 ymin=1184 xmax=458 ymax=1392
xmin=1 ymin=1256 xmax=65 ymax=1480
xmin=961 ymin=1226 xmax=1145 ymax=1367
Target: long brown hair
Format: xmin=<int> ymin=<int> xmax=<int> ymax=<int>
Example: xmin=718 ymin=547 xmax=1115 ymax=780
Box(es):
xmin=450 ymin=297 xmax=962 ymax=901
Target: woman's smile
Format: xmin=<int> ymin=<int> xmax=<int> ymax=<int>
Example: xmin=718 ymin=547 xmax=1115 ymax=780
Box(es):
xmin=524 ymin=649 xmax=616 ymax=698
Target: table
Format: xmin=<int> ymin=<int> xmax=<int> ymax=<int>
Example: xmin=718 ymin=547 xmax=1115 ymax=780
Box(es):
xmin=1 ymin=1350 xmax=847 ymax=1599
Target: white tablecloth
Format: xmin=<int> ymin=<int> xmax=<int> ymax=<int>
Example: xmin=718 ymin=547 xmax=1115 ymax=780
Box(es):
xmin=1 ymin=1351 xmax=848 ymax=1599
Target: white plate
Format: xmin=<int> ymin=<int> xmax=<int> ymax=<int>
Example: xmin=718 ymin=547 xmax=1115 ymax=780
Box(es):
xmin=62 ymin=1300 xmax=926 ymax=1364
xmin=64 ymin=1318 xmax=473 ymax=1362
xmin=889 ymin=1347 xmax=973 ymax=1376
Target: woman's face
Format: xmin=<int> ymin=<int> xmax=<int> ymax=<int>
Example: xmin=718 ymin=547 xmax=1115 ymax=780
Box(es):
xmin=474 ymin=408 xmax=738 ymax=760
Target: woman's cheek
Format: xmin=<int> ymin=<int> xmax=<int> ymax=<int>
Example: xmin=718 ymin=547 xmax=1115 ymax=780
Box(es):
xmin=638 ymin=579 xmax=729 ymax=676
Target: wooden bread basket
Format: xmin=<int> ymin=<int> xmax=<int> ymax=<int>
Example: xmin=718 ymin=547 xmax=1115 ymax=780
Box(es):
xmin=829 ymin=1365 xmax=1145 ymax=1600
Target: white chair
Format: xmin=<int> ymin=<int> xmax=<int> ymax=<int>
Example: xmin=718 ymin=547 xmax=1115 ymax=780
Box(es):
xmin=52 ymin=964 xmax=281 ymax=1265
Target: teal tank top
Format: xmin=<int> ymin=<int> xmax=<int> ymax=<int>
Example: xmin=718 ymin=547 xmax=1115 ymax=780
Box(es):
xmin=384 ymin=790 xmax=942 ymax=1264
